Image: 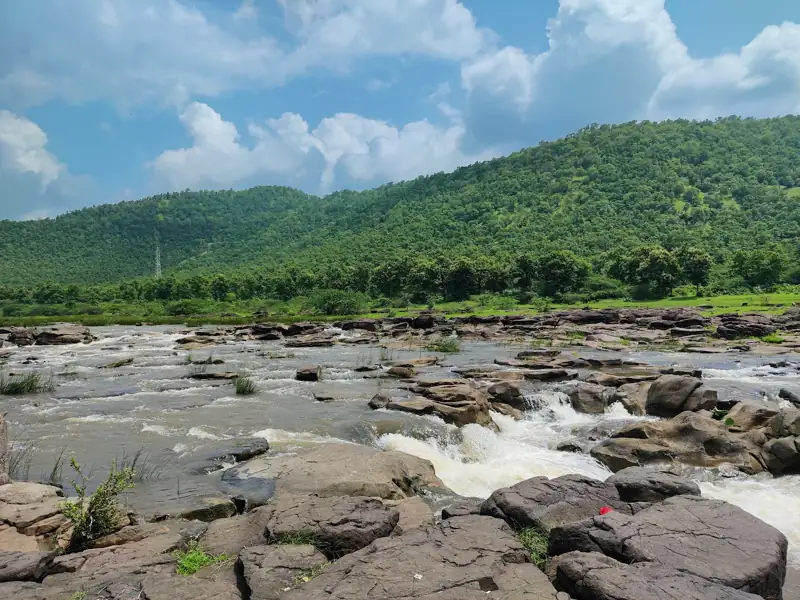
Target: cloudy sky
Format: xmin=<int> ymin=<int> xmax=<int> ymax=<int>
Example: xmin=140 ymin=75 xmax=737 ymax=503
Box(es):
xmin=1 ymin=0 xmax=799 ymax=220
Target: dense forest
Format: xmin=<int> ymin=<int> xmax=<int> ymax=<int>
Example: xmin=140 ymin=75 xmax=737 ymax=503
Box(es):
xmin=2 ymin=116 xmax=800 ymax=316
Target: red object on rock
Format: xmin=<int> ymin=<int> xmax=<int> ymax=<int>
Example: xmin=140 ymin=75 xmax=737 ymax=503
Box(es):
xmin=599 ymin=506 xmax=613 ymax=515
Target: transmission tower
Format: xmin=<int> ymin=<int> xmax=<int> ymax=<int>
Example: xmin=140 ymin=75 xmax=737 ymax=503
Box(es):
xmin=155 ymin=245 xmax=162 ymax=280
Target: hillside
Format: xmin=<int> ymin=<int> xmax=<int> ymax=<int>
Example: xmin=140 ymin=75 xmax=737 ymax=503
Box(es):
xmin=2 ymin=115 xmax=800 ymax=286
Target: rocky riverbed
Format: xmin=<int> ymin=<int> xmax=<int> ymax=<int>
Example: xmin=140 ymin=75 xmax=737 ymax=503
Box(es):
xmin=2 ymin=308 xmax=800 ymax=598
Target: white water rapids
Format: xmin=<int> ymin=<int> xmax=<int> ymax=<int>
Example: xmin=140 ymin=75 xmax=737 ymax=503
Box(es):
xmin=378 ymin=389 xmax=800 ymax=565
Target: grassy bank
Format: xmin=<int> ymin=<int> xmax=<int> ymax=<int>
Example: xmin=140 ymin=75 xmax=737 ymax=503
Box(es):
xmin=0 ymin=293 xmax=796 ymax=328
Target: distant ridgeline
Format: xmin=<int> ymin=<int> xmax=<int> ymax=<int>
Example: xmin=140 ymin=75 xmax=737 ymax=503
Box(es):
xmin=2 ymin=116 xmax=800 ymax=306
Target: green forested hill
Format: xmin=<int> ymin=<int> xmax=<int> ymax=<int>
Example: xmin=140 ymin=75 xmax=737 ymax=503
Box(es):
xmin=3 ymin=115 xmax=800 ymax=286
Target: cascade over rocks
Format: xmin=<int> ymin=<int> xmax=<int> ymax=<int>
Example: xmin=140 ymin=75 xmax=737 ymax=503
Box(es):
xmin=386 ymin=383 xmax=494 ymax=427
xmin=548 ymin=495 xmax=787 ymax=600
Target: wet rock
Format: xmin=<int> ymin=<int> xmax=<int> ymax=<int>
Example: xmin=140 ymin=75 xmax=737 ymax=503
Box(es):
xmin=279 ymin=515 xmax=558 ymax=600
xmin=124 ymin=478 xmax=237 ymax=522
xmin=779 ymin=388 xmax=800 ymax=406
xmin=35 ymin=326 xmax=95 ymax=345
xmin=767 ymin=407 xmax=800 ymax=438
xmin=560 ymin=382 xmax=614 ymax=415
xmin=441 ymin=499 xmax=482 ymax=520
xmin=580 ymin=372 xmax=659 ymax=387
xmin=264 ymin=494 xmax=399 ymax=557
xmin=6 ymin=329 xmax=35 ymax=347
xmin=0 ymin=415 xmax=7 ymax=486
xmin=240 ymin=544 xmax=328 ymax=600
xmin=368 ymin=392 xmax=391 ymax=410
xmin=186 ymin=372 xmax=239 ymax=381
xmin=645 ymin=375 xmax=718 ymax=417
xmin=660 ymin=366 xmax=703 ymax=378
xmin=612 ymin=382 xmax=651 ymax=416
xmin=0 ymin=551 xmax=53 ymax=582
xmin=183 ymin=438 xmax=270 ymax=475
xmin=313 ymin=393 xmax=336 ymax=402
xmin=761 ymin=437 xmax=800 ymax=474
xmin=556 ymin=441 xmax=586 ymax=454
xmin=285 ymin=323 xmax=322 ymax=337
xmin=486 ymin=382 xmax=526 ymax=410
xmin=605 ymin=466 xmax=700 ymax=502
xmin=669 ymin=327 xmax=707 ymax=337
xmin=285 ymin=337 xmax=335 ymax=348
xmin=725 ymin=403 xmax=780 ymax=432
xmin=480 ymin=474 xmax=644 ymax=534
xmin=411 ymin=314 xmax=440 ymax=329
xmin=390 ymin=357 xmax=440 ymax=368
xmin=219 ymin=444 xmax=446 ymax=505
xmin=525 ymin=369 xmax=577 ymax=383
xmin=590 ymin=412 xmax=762 ymax=474
xmin=400 ymin=384 xmax=493 ymax=427
xmin=386 ymin=366 xmax=415 ymax=379
xmin=549 ymin=496 xmax=787 ymax=600
xmin=716 ymin=314 xmax=777 ymax=340
xmin=551 ymin=551 xmax=763 ymax=600
xmin=100 ymin=358 xmax=134 ymax=369
xmin=339 ymin=319 xmax=380 ymax=332
xmin=491 ymin=402 xmax=525 ymax=420
xmin=517 ymin=349 xmax=562 ymax=359
xmin=295 ymin=365 xmax=322 ymax=382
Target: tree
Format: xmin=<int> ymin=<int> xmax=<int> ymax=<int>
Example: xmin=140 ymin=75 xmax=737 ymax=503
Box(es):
xmin=533 ymin=251 xmax=591 ymax=297
xmin=731 ymin=247 xmax=787 ymax=288
xmin=607 ymin=245 xmax=679 ymax=298
xmin=675 ymin=246 xmax=712 ymax=294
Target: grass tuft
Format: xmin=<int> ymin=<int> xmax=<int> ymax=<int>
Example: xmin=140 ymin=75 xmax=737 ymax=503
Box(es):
xmin=425 ymin=338 xmax=461 ymax=353
xmin=293 ymin=561 xmax=331 ymax=586
xmin=272 ymin=531 xmax=319 ymax=546
xmin=173 ymin=541 xmax=230 ymax=576
xmin=517 ymin=528 xmax=549 ymax=571
xmin=118 ymin=447 xmax=163 ymax=482
xmin=234 ymin=375 xmax=257 ymax=395
xmin=760 ymin=332 xmax=786 ymax=344
xmin=0 ymin=371 xmax=55 ymax=395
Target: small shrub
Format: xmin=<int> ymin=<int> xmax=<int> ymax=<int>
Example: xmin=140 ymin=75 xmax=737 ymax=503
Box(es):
xmin=61 ymin=458 xmax=135 ymax=551
xmin=173 ymin=541 xmax=230 ymax=576
xmin=0 ymin=371 xmax=55 ymax=395
xmin=306 ymin=289 xmax=367 ymax=316
xmin=761 ymin=333 xmax=785 ymax=344
xmin=711 ymin=408 xmax=729 ymax=421
xmin=530 ymin=297 xmax=551 ymax=313
xmin=425 ymin=339 xmax=461 ymax=353
xmin=234 ymin=375 xmax=257 ymax=395
xmin=517 ymin=528 xmax=549 ymax=571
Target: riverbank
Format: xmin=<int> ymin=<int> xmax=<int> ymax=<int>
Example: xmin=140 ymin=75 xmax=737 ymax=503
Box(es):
xmin=1 ymin=291 xmax=798 ymax=328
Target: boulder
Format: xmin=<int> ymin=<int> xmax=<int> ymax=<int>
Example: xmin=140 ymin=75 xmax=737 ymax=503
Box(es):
xmin=295 ymin=366 xmax=322 ymax=382
xmin=219 ymin=444 xmax=446 ymax=506
xmin=480 ymin=474 xmax=644 ymax=534
xmin=525 ymin=369 xmax=577 ymax=383
xmin=0 ymin=551 xmax=53 ymax=582
xmin=124 ymin=478 xmax=236 ymax=523
xmin=34 ymin=326 xmax=95 ymax=345
xmin=389 ymin=497 xmax=434 ymax=536
xmin=560 ymin=382 xmax=614 ymax=415
xmin=612 ymin=382 xmax=651 ymax=416
xmin=645 ymin=375 xmax=718 ymax=417
xmin=0 ymin=483 xmax=63 ymax=505
xmin=339 ymin=320 xmax=380 ymax=332
xmin=285 ymin=322 xmax=322 ymax=337
xmin=367 ymin=392 xmax=391 ymax=410
xmin=240 ymin=544 xmax=328 ymax=600
xmin=580 ymin=372 xmax=659 ymax=387
xmin=262 ymin=494 xmax=399 ymax=557
xmin=486 ymin=382 xmax=527 ymax=410
xmin=386 ymin=366 xmax=415 ymax=379
xmin=605 ymin=467 xmax=700 ymax=502
xmin=551 ymin=551 xmax=764 ymax=600
xmin=0 ymin=415 xmax=7 ymax=486
xmin=549 ymin=495 xmax=787 ymax=600
xmin=182 ymin=438 xmax=270 ymax=475
xmin=778 ymin=388 xmax=800 ymax=406
xmin=388 ymin=384 xmax=493 ymax=427
xmin=767 ymin=407 xmax=800 ymax=438
xmin=725 ymin=403 xmax=780 ymax=432
xmin=6 ymin=329 xmax=35 ymax=347
xmin=761 ymin=437 xmax=800 ymax=474
xmin=285 ymin=337 xmax=335 ymax=348
xmin=198 ymin=508 xmax=272 ymax=556
xmin=491 ymin=402 xmax=525 ymax=420
xmin=279 ymin=515 xmax=559 ymax=599
xmin=716 ymin=314 xmax=776 ymax=340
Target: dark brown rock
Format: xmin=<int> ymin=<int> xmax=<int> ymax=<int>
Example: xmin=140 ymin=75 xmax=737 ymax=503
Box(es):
xmin=605 ymin=467 xmax=700 ymax=502
xmin=240 ymin=544 xmax=327 ymax=600
xmin=487 ymin=382 xmax=527 ymax=410
xmin=295 ymin=365 xmax=322 ymax=382
xmin=645 ymin=375 xmax=718 ymax=417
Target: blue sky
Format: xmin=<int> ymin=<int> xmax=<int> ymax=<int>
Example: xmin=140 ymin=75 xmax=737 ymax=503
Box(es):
xmin=1 ymin=0 xmax=799 ymax=220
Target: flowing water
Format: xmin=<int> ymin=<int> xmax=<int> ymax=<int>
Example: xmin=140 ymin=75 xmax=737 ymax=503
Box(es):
xmin=3 ymin=325 xmax=800 ymax=587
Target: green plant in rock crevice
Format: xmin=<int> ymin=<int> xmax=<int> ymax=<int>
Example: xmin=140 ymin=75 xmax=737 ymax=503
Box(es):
xmin=234 ymin=375 xmax=257 ymax=395
xmin=172 ymin=541 xmax=230 ymax=576
xmin=516 ymin=527 xmax=549 ymax=571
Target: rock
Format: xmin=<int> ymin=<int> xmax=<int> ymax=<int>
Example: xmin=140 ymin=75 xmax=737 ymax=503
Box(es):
xmin=386 ymin=366 xmax=415 ymax=379
xmin=779 ymin=388 xmax=800 ymax=406
xmin=551 ymin=551 xmax=764 ymax=600
xmin=441 ymin=499 xmax=482 ymax=520
xmin=590 ymin=412 xmax=762 ymax=474
xmin=486 ymin=382 xmax=527 ymax=410
xmin=517 ymin=349 xmax=562 ymax=359
xmin=525 ymin=369 xmax=577 ymax=383
xmin=123 ymin=478 xmax=237 ymax=522
xmin=183 ymin=438 xmax=270 ymax=475
xmin=390 ymin=497 xmax=434 ymax=536
xmin=34 ymin=326 xmax=95 ymax=345
xmin=480 ymin=474 xmax=644 ymax=534
xmin=240 ymin=544 xmax=328 ymax=600
xmin=100 ymin=358 xmax=134 ymax=369
xmin=725 ymin=403 xmax=780 ymax=432
xmin=556 ymin=441 xmax=586 ymax=453
xmin=263 ymin=494 xmax=398 ymax=557
xmin=561 ymin=382 xmax=614 ymax=415
xmin=716 ymin=314 xmax=776 ymax=340
xmin=219 ymin=444 xmax=446 ymax=506
xmin=605 ymin=467 xmax=700 ymax=502
xmin=368 ymin=392 xmax=391 ymax=410
xmin=284 ymin=323 xmax=322 ymax=337
xmin=402 ymin=384 xmax=493 ymax=427
xmin=186 ymin=372 xmax=239 ymax=381
xmin=0 ymin=483 xmax=63 ymax=505
xmin=549 ymin=496 xmax=787 ymax=600
xmin=279 ymin=515 xmax=558 ymax=599
xmin=761 ymin=437 xmax=800 ymax=474
xmin=491 ymin=402 xmax=525 ymax=420
xmin=6 ymin=329 xmax=35 ymax=347
xmin=339 ymin=320 xmax=380 ymax=332
xmin=390 ymin=357 xmax=440 ymax=368
xmin=581 ymin=372 xmax=659 ymax=387
xmin=295 ymin=365 xmax=322 ymax=382
xmin=669 ymin=327 xmax=707 ymax=337
xmin=411 ymin=314 xmax=440 ymax=329
xmin=0 ymin=499 xmax=62 ymax=530
xmin=0 ymin=415 xmax=7 ymax=486
xmin=612 ymin=382 xmax=651 ymax=416
xmin=285 ymin=337 xmax=335 ymax=348
xmin=767 ymin=407 xmax=800 ymax=438
xmin=0 ymin=551 xmax=53 ymax=582
xmin=645 ymin=375 xmax=718 ymax=417
xmin=198 ymin=509 xmax=271 ymax=556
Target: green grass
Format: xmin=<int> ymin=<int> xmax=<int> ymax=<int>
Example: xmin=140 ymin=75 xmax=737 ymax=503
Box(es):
xmin=234 ymin=375 xmax=257 ymax=395
xmin=173 ymin=542 xmax=230 ymax=576
xmin=67 ymin=592 xmax=87 ymax=600
xmin=293 ymin=561 xmax=331 ymax=586
xmin=760 ymin=332 xmax=786 ymax=344
xmin=425 ymin=338 xmax=461 ymax=353
xmin=0 ymin=371 xmax=55 ymax=395
xmin=517 ymin=528 xmax=549 ymax=571
xmin=272 ymin=531 xmax=319 ymax=546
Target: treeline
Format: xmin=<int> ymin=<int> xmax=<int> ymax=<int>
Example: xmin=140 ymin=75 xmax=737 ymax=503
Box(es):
xmin=2 ymin=244 xmax=796 ymax=316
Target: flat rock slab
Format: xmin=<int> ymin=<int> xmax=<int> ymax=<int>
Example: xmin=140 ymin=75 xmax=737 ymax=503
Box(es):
xmin=263 ymin=494 xmax=399 ymax=557
xmin=240 ymin=544 xmax=327 ymax=600
xmin=280 ymin=515 xmax=558 ymax=599
xmin=605 ymin=467 xmax=700 ymax=502
xmin=220 ymin=444 xmax=446 ymax=506
xmin=123 ymin=476 xmax=237 ymax=522
xmin=0 ymin=483 xmax=63 ymax=505
xmin=551 ymin=551 xmax=764 ymax=600
xmin=549 ymin=495 xmax=787 ymax=600
xmin=0 ymin=551 xmax=53 ymax=582
xmin=182 ymin=438 xmax=270 ymax=475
